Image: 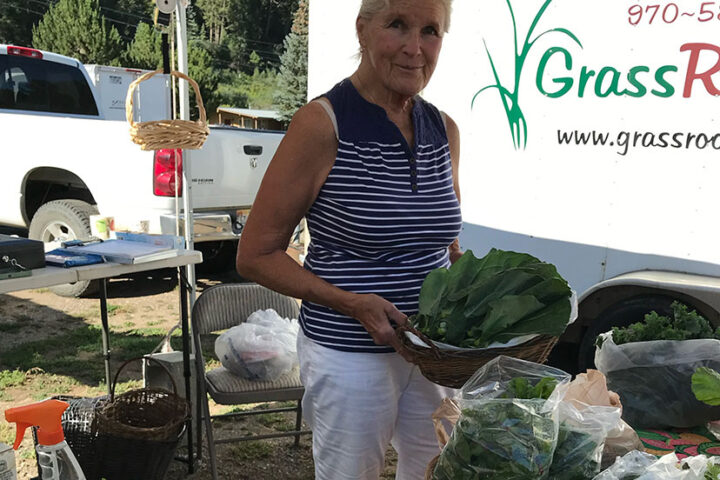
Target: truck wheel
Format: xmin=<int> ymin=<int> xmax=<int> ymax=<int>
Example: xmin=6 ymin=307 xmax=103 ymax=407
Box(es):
xmin=29 ymin=199 xmax=99 ymax=297
xmin=576 ymin=295 xmax=675 ymax=373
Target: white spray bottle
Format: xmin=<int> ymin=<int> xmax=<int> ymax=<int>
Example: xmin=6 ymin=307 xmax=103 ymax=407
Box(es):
xmin=4 ymin=399 xmax=85 ymax=480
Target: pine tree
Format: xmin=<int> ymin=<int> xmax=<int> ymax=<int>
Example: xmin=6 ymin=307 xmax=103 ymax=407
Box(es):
xmin=0 ymin=0 xmax=43 ymax=47
xmin=32 ymin=0 xmax=123 ymax=65
xmin=274 ymin=0 xmax=307 ymax=124
xmin=125 ymin=23 xmax=163 ymax=70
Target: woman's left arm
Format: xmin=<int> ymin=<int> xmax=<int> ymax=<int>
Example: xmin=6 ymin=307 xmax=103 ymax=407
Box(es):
xmin=446 ymin=114 xmax=463 ymax=264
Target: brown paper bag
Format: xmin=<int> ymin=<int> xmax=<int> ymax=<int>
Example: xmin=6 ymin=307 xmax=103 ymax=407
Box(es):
xmin=431 ymin=397 xmax=460 ymax=449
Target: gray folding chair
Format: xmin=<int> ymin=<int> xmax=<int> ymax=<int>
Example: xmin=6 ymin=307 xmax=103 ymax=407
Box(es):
xmin=191 ymin=283 xmax=309 ymax=479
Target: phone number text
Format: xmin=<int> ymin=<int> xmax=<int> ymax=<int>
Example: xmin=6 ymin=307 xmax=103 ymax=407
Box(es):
xmin=628 ymin=2 xmax=720 ymax=25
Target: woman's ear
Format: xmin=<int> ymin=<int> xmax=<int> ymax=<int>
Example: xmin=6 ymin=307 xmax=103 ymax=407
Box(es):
xmin=356 ymin=16 xmax=367 ymax=51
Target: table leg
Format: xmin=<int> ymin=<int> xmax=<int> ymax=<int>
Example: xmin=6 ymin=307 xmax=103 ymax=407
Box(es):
xmin=99 ymin=278 xmax=111 ymax=396
xmin=179 ymin=267 xmax=194 ymax=473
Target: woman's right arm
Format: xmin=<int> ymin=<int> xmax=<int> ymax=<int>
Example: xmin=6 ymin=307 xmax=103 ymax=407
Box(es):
xmin=236 ymin=101 xmax=408 ymax=350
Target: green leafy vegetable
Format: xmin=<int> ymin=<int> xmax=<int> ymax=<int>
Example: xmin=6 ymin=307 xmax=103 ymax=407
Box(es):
xmin=706 ymin=462 xmax=720 ymax=480
xmin=692 ymin=367 xmax=720 ymax=406
xmin=415 ymin=249 xmax=572 ymax=348
xmin=432 ymin=376 xmax=559 ymax=480
xmin=597 ymin=302 xmax=720 ymax=347
xmin=549 ymin=425 xmax=599 ymax=480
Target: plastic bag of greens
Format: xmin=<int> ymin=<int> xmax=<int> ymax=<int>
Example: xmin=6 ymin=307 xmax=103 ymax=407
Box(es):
xmin=591 ymin=450 xmax=658 ymax=479
xmin=595 ymin=333 xmax=720 ymax=428
xmin=432 ymin=356 xmax=570 ymax=480
xmin=549 ymin=401 xmax=621 ymax=480
xmin=593 ymin=452 xmax=720 ymax=480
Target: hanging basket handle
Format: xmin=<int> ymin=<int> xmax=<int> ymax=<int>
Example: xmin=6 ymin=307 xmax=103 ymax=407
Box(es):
xmin=109 ymin=356 xmax=179 ymax=402
xmin=396 ymin=321 xmax=443 ymax=360
xmin=125 ymin=69 xmax=207 ymax=127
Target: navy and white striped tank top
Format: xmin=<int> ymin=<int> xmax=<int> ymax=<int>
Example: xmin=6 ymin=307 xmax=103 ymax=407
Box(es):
xmin=299 ymin=79 xmax=463 ymax=353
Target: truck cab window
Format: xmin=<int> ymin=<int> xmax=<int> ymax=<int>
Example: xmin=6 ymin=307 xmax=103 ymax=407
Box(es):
xmin=1 ymin=55 xmax=98 ymax=116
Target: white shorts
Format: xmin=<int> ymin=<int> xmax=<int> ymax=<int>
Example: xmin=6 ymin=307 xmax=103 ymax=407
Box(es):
xmin=297 ymin=330 xmax=453 ymax=480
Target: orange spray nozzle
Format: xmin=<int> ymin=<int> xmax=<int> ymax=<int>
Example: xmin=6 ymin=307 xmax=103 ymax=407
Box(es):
xmin=4 ymin=399 xmax=68 ymax=449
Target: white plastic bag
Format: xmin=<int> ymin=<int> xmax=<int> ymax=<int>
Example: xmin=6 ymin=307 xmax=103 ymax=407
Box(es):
xmin=551 ymin=401 xmax=621 ymax=479
xmin=594 ymin=451 xmax=720 ymax=480
xmin=595 ymin=333 xmax=720 ymax=428
xmin=215 ymin=309 xmax=299 ymax=381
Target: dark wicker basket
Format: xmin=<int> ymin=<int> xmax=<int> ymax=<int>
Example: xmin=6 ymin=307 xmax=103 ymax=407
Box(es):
xmin=396 ymin=324 xmax=558 ymax=389
xmin=93 ymin=426 xmax=186 ymax=480
xmin=91 ymin=357 xmax=189 ymax=480
xmin=36 ymin=395 xmax=108 ymax=479
xmin=94 ymin=357 xmax=188 ymax=442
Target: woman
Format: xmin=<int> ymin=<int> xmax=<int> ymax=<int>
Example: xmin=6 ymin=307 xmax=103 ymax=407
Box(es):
xmin=237 ymin=0 xmax=461 ymax=478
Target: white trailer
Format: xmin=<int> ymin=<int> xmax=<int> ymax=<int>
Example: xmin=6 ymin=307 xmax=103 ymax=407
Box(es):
xmin=83 ymin=64 xmax=172 ymax=122
xmin=308 ymin=0 xmax=720 ymax=372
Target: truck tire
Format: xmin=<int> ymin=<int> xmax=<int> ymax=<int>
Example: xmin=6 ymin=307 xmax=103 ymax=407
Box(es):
xmin=29 ymin=199 xmax=99 ymax=297
xmin=576 ymin=295 xmax=675 ymax=373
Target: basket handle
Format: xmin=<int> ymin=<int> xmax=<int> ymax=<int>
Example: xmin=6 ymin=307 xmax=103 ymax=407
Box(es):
xmin=125 ymin=69 xmax=207 ymax=127
xmin=109 ymin=356 xmax=179 ymax=402
xmin=396 ymin=322 xmax=442 ymax=360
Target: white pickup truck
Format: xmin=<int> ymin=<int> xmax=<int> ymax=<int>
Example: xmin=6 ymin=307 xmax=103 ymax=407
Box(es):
xmin=0 ymin=45 xmax=283 ymax=295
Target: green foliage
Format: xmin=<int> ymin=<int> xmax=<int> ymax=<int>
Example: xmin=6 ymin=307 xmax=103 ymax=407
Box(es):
xmin=32 ymin=0 xmax=123 ymax=65
xmin=692 ymin=367 xmax=720 ymax=406
xmin=99 ymin=0 xmax=152 ymax=43
xmin=503 ymin=376 xmax=557 ymax=400
xmin=188 ymin=40 xmax=221 ymax=118
xmin=602 ymin=301 xmax=720 ymax=346
xmin=125 ymin=22 xmax=163 ymax=70
xmin=414 ymin=249 xmax=572 ymax=348
xmin=236 ymin=68 xmax=279 ymax=109
xmin=0 ymin=369 xmax=26 ymax=390
xmin=228 ymin=440 xmax=273 ymax=461
xmin=706 ymin=462 xmax=720 ymax=480
xmin=195 ymin=0 xmax=230 ymax=43
xmin=549 ymin=426 xmax=599 ymax=480
xmin=0 ymin=0 xmax=43 ymax=46
xmin=275 ymin=0 xmax=308 ymax=123
xmin=0 ymin=325 xmax=179 ymax=385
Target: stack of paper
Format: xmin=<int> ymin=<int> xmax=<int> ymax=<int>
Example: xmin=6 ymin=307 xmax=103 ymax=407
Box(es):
xmin=65 ymin=240 xmax=178 ymax=265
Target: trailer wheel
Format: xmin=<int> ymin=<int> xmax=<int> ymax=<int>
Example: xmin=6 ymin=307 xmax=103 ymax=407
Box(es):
xmin=29 ymin=199 xmax=99 ymax=297
xmin=576 ymin=295 xmax=676 ymax=373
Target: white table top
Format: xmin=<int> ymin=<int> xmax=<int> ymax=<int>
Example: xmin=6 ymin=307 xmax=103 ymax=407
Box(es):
xmin=0 ymin=249 xmax=202 ymax=294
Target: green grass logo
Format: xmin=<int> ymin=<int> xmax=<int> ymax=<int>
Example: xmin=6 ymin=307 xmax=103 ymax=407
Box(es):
xmin=472 ymin=0 xmax=582 ymax=149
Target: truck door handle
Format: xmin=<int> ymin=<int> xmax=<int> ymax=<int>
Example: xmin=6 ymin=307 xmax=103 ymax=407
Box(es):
xmin=244 ymin=145 xmax=263 ymax=155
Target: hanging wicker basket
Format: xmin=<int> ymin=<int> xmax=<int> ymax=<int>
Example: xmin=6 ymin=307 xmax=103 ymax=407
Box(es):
xmin=126 ymin=69 xmax=209 ymax=151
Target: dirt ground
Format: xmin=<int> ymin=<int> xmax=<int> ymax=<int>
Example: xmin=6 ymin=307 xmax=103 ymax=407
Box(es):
xmin=0 ymin=268 xmax=399 ymax=480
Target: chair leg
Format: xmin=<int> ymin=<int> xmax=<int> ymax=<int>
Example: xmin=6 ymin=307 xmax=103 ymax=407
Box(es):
xmin=294 ymin=399 xmax=302 ymax=447
xmin=203 ymin=393 xmax=219 ymax=480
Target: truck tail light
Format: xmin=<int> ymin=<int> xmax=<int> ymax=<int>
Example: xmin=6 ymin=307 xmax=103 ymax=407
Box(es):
xmin=6 ymin=46 xmax=43 ymax=59
xmin=153 ymin=149 xmax=182 ymax=197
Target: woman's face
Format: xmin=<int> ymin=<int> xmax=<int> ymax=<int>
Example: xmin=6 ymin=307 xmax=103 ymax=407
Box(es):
xmin=357 ymin=0 xmax=446 ymax=98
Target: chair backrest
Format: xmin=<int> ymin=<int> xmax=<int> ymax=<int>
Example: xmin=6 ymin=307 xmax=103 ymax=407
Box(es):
xmin=192 ymin=283 xmax=300 ymax=335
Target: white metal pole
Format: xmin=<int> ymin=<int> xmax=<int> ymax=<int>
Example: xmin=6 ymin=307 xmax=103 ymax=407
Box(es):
xmin=175 ymin=1 xmax=196 ymax=305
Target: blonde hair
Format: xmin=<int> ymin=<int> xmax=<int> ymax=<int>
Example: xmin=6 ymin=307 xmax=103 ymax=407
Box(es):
xmin=358 ymin=0 xmax=453 ymax=33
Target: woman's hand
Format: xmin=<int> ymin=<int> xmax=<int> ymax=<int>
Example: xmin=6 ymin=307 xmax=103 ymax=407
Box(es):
xmin=347 ymin=293 xmax=412 ymax=359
